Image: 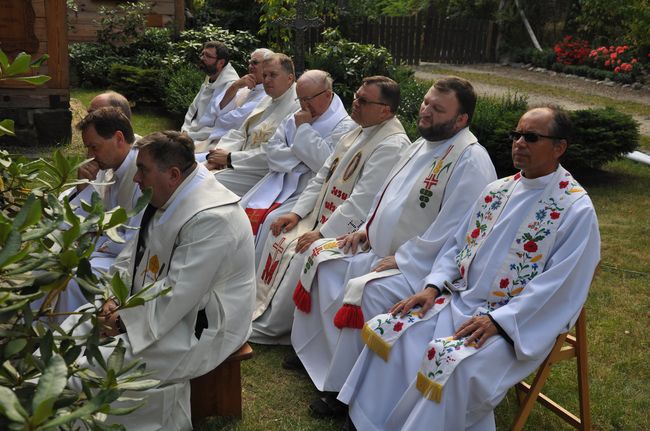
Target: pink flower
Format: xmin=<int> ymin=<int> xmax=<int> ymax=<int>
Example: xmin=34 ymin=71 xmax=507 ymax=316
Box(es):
xmin=499 ymin=278 xmax=509 ymax=289
xmin=631 ymin=58 xmax=637 ymax=64
xmin=427 ymin=347 xmax=436 ymax=360
xmin=523 ymin=240 xmax=538 ymax=253
xmin=605 ymin=60 xmax=611 ymax=66
xmin=614 ymin=66 xmax=621 ymax=73
xmin=611 ymin=52 xmax=617 ymax=59
xmin=550 ymin=211 xmax=560 ymax=220
xmin=393 ymin=322 xmax=404 ymax=332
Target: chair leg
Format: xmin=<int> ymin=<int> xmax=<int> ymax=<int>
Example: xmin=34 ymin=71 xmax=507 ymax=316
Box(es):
xmin=511 ymin=333 xmax=569 ymax=431
xmin=575 ymin=312 xmax=591 ymax=430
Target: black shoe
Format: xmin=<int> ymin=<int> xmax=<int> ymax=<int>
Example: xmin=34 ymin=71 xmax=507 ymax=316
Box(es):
xmin=282 ymin=353 xmax=306 ymax=372
xmin=309 ymin=395 xmax=347 ymax=419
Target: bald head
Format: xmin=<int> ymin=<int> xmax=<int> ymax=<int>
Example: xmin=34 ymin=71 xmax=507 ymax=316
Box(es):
xmin=296 ymin=70 xmax=334 ymax=118
xmin=89 ymin=91 xmax=132 ymax=120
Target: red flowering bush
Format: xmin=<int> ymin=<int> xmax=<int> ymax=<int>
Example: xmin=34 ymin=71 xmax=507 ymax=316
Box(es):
xmin=589 ymin=44 xmax=641 ymax=75
xmin=554 ymin=36 xmax=591 ymax=65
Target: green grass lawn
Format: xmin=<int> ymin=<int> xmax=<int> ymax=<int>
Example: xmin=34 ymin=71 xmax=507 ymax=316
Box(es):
xmin=68 ymin=86 xmax=650 ymax=430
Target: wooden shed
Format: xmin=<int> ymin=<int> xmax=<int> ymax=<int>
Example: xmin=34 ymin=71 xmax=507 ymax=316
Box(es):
xmin=68 ymin=0 xmax=185 ymax=42
xmin=0 ymin=0 xmax=71 ymax=147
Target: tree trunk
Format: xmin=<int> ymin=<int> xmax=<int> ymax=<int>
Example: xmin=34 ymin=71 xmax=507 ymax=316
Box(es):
xmin=514 ymin=0 xmax=542 ymax=51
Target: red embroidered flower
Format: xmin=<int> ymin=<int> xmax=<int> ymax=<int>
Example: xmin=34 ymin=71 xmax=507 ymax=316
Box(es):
xmin=550 ymin=211 xmax=560 ymax=219
xmin=393 ymin=322 xmax=404 ymax=332
xmin=499 ymin=278 xmax=509 ymax=289
xmin=435 ymin=297 xmax=445 ymax=304
xmin=559 ymin=180 xmax=569 ymax=189
xmin=427 ymin=347 xmax=436 ymax=360
xmin=523 ymin=240 xmax=538 ymax=253
xmin=484 ymin=195 xmax=493 ymax=203
xmin=471 ymin=228 xmax=480 ymax=239
xmin=514 ymin=172 xmax=521 ymax=180
xmin=460 ymin=266 xmax=465 ymax=277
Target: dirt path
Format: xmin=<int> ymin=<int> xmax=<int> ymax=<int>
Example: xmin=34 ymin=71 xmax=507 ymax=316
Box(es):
xmin=413 ymin=62 xmax=650 ymax=136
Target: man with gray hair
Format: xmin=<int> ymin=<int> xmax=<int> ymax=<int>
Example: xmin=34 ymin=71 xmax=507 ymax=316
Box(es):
xmin=63 ymin=130 xmax=256 ymax=430
xmin=240 ymin=69 xmax=356 ymax=264
xmin=181 ymin=41 xmax=239 ymax=141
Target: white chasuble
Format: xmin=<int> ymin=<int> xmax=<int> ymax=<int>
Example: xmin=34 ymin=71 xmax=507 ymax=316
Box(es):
xmin=182 ymin=63 xmax=239 ymax=141
xmin=241 ymin=93 xmax=353 ymax=235
xmin=339 ymin=167 xmax=601 ymax=431
xmin=249 ymin=117 xmax=409 ymax=343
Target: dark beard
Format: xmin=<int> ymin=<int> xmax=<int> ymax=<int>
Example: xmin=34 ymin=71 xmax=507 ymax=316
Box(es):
xmin=418 ymin=117 xmax=457 ymax=141
xmin=199 ymin=62 xmax=217 ymax=76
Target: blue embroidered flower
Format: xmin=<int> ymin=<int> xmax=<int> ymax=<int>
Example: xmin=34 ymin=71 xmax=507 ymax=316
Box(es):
xmin=532 ymin=263 xmax=538 ymax=270
xmin=535 ymin=209 xmax=547 ymax=221
xmin=510 ymin=264 xmax=516 ymax=270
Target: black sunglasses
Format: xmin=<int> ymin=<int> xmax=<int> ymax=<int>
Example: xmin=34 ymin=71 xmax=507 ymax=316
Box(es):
xmin=509 ymin=131 xmax=564 ymax=143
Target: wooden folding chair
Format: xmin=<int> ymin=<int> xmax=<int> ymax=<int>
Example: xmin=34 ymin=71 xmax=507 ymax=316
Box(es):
xmin=511 ymin=309 xmax=591 ymax=430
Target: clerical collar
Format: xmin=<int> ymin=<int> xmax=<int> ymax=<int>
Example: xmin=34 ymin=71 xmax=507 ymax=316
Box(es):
xmin=113 ymin=148 xmax=137 ymax=181
xmin=271 ymin=83 xmax=296 ymax=103
xmin=160 ymin=165 xmax=200 ymax=211
xmin=518 ymin=168 xmax=558 ymax=190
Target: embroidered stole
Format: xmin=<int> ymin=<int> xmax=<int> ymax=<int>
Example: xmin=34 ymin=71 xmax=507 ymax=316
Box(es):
xmin=292 ymin=132 xmax=475 ymax=324
xmin=253 ymin=118 xmax=404 ymax=320
xmin=130 ymin=166 xmax=239 ymax=293
xmin=362 ymin=166 xmax=587 ymax=402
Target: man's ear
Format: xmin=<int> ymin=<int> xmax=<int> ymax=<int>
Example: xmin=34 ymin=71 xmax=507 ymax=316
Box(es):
xmin=168 ymin=166 xmax=183 ymax=185
xmin=456 ymin=112 xmax=469 ymax=129
xmin=113 ymin=130 xmax=125 ymax=145
xmin=554 ymin=139 xmax=568 ymax=159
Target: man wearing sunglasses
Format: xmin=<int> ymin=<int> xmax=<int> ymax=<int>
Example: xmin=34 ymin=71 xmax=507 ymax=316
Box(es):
xmin=290 ymin=77 xmax=497 ymax=417
xmin=240 ymin=70 xmax=356 ymax=262
xmin=181 ymin=41 xmax=239 ymax=141
xmin=338 ymin=106 xmax=600 ymax=431
xmin=250 ymin=76 xmax=410 ymax=345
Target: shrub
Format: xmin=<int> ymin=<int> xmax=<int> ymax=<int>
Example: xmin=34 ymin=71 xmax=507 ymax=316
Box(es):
xmin=165 ymin=25 xmax=259 ymax=76
xmin=307 ymin=29 xmax=395 ymax=106
xmin=108 ymin=64 xmax=165 ymax=105
xmin=566 ymin=107 xmax=639 ymax=170
xmin=163 ymin=64 xmax=205 ymax=119
xmin=395 ymin=71 xmax=431 ymax=141
xmin=471 ymin=94 xmax=529 ymax=175
xmin=554 ymin=35 xmax=591 ymax=65
xmin=69 ymin=43 xmax=121 ymax=87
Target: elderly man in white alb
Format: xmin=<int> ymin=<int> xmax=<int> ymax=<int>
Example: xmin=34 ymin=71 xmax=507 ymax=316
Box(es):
xmin=54 ymin=107 xmax=143 ymax=317
xmin=63 ymin=131 xmax=256 ymax=430
xmin=205 ymin=53 xmax=299 ymax=196
xmin=338 ymin=106 xmax=601 ymax=431
xmin=289 ymin=77 xmax=497 ymax=417
xmin=250 ymin=76 xmax=411 ymax=344
xmin=181 ymin=41 xmax=239 ymax=141
xmin=241 ymin=69 xmax=356 ymax=263
xmin=194 ymin=48 xmax=273 ymax=157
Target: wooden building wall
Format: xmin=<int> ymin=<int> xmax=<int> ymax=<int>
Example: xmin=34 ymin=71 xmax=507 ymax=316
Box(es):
xmin=68 ymin=0 xmax=185 ymax=42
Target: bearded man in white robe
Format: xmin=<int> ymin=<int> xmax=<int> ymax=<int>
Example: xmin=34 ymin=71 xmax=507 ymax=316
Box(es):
xmin=63 ymin=131 xmax=256 ymax=430
xmin=181 ymin=41 xmax=239 ymax=142
xmin=55 ymin=107 xmax=143 ymax=317
xmin=249 ymin=76 xmax=411 ymax=344
xmin=194 ymin=48 xmax=273 ymax=157
xmin=240 ymin=69 xmax=356 ymax=265
xmin=289 ymin=77 xmax=497 ymax=416
xmin=205 ymin=53 xmax=300 ymax=196
xmin=338 ymin=106 xmax=601 ymax=431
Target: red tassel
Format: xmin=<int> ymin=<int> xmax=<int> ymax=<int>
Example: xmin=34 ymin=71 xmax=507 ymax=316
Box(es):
xmin=293 ymin=281 xmax=311 ymax=313
xmin=333 ymin=304 xmax=365 ymax=329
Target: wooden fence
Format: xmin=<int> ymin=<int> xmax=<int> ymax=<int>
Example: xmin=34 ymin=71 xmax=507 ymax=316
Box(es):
xmin=306 ymin=11 xmax=497 ymax=65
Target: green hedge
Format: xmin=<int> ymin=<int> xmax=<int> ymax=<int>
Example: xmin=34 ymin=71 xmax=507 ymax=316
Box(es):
xmin=108 ymin=64 xmax=165 ymax=105
xmin=163 ymin=65 xmax=205 ymax=119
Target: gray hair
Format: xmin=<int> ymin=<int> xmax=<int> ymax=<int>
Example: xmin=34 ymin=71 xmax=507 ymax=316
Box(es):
xmin=252 ymin=48 xmax=274 ymax=60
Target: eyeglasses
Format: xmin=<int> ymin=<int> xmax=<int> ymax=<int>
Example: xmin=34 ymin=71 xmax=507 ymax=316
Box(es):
xmin=296 ymin=88 xmax=328 ymax=103
xmin=200 ymin=52 xmax=218 ymax=60
xmin=509 ymin=131 xmax=564 ymax=143
xmin=353 ymin=92 xmax=388 ymax=106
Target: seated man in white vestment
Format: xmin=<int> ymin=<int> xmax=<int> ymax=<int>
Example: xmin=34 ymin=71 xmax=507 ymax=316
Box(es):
xmin=338 ymin=106 xmax=601 ymax=431
xmin=249 ymin=76 xmax=411 ymax=344
xmin=181 ymin=41 xmax=239 ymax=141
xmin=55 ymin=107 xmax=143 ymax=317
xmin=63 ymin=131 xmax=256 ymax=430
xmin=289 ymin=77 xmax=497 ymax=417
xmin=205 ymin=53 xmax=300 ymax=196
xmin=240 ymin=69 xmax=356 ymax=263
xmin=194 ymin=48 xmax=273 ymax=157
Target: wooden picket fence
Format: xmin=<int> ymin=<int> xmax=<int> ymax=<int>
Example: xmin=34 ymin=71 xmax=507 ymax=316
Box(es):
xmin=306 ymin=10 xmax=497 ymax=65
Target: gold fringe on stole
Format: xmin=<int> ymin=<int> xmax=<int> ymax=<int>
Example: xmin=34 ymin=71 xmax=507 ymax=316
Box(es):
xmin=416 ymin=371 xmax=443 ymax=403
xmin=361 ymin=323 xmax=392 ymax=362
